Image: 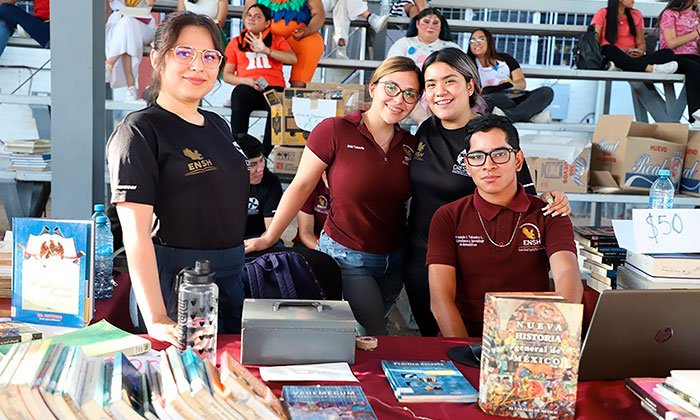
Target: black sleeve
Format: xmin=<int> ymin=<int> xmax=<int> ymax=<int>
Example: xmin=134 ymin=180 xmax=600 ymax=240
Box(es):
xmin=107 ymin=119 xmax=158 ymax=206
xmin=261 ymin=170 xmax=283 ymax=218
xmin=518 ymin=159 xmax=537 ymax=195
xmin=500 ymin=53 xmax=521 ymax=74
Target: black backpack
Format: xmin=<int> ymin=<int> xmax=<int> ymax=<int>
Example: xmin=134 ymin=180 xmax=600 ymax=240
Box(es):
xmin=575 ymin=25 xmax=605 ymax=70
xmin=241 ymin=251 xmax=326 ymax=300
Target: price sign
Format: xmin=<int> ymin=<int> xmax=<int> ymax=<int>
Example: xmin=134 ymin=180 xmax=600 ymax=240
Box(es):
xmin=625 ymin=209 xmax=700 ymax=254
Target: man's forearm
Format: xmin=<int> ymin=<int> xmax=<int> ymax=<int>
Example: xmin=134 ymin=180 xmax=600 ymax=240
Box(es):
xmin=554 ymin=269 xmax=584 ymax=303
xmin=432 ymin=302 xmax=469 ymax=337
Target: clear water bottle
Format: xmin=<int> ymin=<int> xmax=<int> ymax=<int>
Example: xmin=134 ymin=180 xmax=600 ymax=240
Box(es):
xmin=380 ymin=0 xmax=391 ymax=17
xmin=649 ymin=169 xmax=675 ymax=209
xmin=94 ymin=215 xmax=114 ymax=299
xmin=177 ymin=260 xmax=218 ymax=362
xmin=91 ymin=204 xmax=111 ymax=229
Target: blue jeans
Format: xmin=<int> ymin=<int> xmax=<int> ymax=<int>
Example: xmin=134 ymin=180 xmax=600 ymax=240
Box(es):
xmin=318 ymin=231 xmax=404 ymax=336
xmin=0 ymin=4 xmax=50 ymax=56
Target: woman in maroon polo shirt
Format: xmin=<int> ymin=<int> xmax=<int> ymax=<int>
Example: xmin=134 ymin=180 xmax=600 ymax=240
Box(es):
xmin=246 ymin=56 xmax=423 ymax=336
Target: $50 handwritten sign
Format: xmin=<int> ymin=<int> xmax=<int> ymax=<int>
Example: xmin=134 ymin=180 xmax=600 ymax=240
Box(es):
xmin=631 ymin=209 xmax=699 ymax=253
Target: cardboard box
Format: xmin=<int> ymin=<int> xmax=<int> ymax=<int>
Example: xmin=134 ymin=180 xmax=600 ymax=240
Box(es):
xmin=272 ymin=145 xmax=303 ymax=176
xmin=590 ymin=115 xmax=688 ymax=193
xmin=681 ymin=130 xmax=700 ymax=196
xmin=521 ymin=134 xmax=591 ymax=193
xmin=264 ymin=83 xmax=366 ymax=146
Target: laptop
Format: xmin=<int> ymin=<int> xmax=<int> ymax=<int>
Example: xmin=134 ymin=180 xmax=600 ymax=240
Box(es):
xmin=578 ymin=289 xmax=700 ymax=381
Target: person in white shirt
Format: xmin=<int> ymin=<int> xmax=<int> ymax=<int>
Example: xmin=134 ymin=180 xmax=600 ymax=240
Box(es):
xmin=387 ymin=7 xmax=461 ymax=124
xmin=322 ymin=0 xmax=389 ymax=58
xmin=177 ymin=0 xmax=228 ymax=28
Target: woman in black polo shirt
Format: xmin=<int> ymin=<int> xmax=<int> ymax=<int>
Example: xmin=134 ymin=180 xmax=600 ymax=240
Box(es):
xmin=107 ymin=12 xmax=249 ymax=344
xmin=405 ymin=48 xmax=570 ymax=336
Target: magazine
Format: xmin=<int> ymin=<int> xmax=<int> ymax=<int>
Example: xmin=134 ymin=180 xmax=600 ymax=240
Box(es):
xmin=282 ymin=386 xmax=377 ymax=420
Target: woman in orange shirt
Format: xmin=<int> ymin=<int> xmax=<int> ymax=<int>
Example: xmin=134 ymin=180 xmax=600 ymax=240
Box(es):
xmin=223 ymin=4 xmax=297 ymax=156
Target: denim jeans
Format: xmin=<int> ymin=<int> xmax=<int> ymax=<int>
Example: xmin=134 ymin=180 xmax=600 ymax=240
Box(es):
xmin=318 ymin=231 xmax=404 ymax=336
xmin=0 ymin=4 xmax=50 ymax=56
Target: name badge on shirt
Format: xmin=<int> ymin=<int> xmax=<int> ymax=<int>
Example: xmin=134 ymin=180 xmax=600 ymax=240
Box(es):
xmin=455 ymin=234 xmax=485 ymax=247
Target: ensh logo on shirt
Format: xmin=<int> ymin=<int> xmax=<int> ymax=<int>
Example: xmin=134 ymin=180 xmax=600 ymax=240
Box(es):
xmin=452 ymin=149 xmax=470 ymax=177
xmin=183 ymin=148 xmax=217 ymax=176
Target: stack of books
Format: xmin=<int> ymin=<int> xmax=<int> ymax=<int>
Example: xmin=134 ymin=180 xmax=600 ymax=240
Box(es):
xmin=617 ymin=252 xmax=700 ymax=290
xmin=574 ymin=226 xmax=626 ymax=292
xmin=626 ymin=372 xmax=700 ymax=420
xmin=381 ymin=360 xmax=478 ymax=403
xmin=0 ymin=236 xmax=11 ymax=301
xmin=0 ymin=341 xmax=289 ymax=419
xmin=4 ymin=140 xmax=51 ymax=172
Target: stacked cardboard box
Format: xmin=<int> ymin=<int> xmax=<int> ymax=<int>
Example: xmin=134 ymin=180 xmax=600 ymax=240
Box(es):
xmin=521 ymin=134 xmax=591 ymax=193
xmin=681 ymin=130 xmax=700 ymax=196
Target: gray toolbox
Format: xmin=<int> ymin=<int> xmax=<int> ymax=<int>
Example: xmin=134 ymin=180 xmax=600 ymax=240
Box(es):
xmin=240 ymin=299 xmax=357 ymax=365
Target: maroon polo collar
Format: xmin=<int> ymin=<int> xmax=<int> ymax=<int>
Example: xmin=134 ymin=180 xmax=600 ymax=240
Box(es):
xmin=473 ymin=184 xmax=530 ymax=221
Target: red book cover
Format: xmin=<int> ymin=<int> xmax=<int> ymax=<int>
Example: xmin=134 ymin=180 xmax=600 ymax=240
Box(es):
xmin=478 ymin=292 xmax=583 ymax=420
xmin=626 ymin=377 xmax=699 ymax=420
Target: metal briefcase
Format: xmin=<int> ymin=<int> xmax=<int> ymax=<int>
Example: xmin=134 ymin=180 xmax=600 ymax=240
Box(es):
xmin=240 ymin=299 xmax=357 ymax=365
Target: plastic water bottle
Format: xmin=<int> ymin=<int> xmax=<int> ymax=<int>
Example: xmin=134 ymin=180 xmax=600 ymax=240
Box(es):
xmin=94 ymin=215 xmax=114 ymax=299
xmin=177 ymin=260 xmax=218 ymax=362
xmin=91 ymin=203 xmax=111 ymax=229
xmin=380 ymin=0 xmax=391 ymax=17
xmin=649 ymin=169 xmax=674 ymax=209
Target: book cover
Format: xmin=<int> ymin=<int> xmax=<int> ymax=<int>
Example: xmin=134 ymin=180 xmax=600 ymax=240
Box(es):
xmin=573 ymin=226 xmax=615 ymax=239
xmin=380 ymin=360 xmax=477 ymax=403
xmin=110 ymin=352 xmax=146 ymax=419
xmin=616 ymin=265 xmax=700 ymax=290
xmin=0 ymin=321 xmax=42 ymax=345
xmin=11 ymin=218 xmax=94 ymax=328
xmin=281 ymin=386 xmax=377 ymax=420
xmin=626 ymin=377 xmax=698 ymax=420
xmin=625 ymin=252 xmax=700 ymax=279
xmin=579 ymin=248 xmax=625 ymax=266
xmin=0 ymin=319 xmax=151 ymax=356
xmin=478 ymin=292 xmax=583 ymax=420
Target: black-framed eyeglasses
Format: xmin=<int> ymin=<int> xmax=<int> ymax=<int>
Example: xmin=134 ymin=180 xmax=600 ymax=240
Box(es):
xmin=469 ymin=37 xmax=486 ymax=44
xmin=171 ymin=45 xmax=223 ymax=68
xmin=378 ymin=81 xmax=419 ymax=104
xmin=466 ymin=147 xmax=519 ymax=166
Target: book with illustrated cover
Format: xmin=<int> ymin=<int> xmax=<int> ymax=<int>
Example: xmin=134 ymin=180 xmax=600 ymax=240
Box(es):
xmin=11 ymin=218 xmax=94 ymax=328
xmin=478 ymin=292 xmax=583 ymax=420
xmin=0 ymin=321 xmax=42 ymax=345
xmin=381 ymin=360 xmax=477 ymax=403
xmin=282 ymin=386 xmax=377 ymax=420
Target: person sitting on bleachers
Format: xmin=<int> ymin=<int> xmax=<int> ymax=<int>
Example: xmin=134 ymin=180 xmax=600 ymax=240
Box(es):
xmin=321 ymin=0 xmax=388 ymax=59
xmin=244 ymin=0 xmax=324 ymax=88
xmin=293 ymin=173 xmax=329 ymax=249
xmin=390 ymin=0 xmax=428 ymax=18
xmin=236 ymin=134 xmax=284 ymax=244
xmin=657 ymin=0 xmax=700 ymax=125
xmin=224 ymin=3 xmax=297 ymax=157
xmin=387 ymin=8 xmax=459 ymax=124
xmin=105 ymin=0 xmax=157 ymax=102
xmin=0 ymin=0 xmax=50 ymax=57
xmin=426 ymin=114 xmax=583 ymax=338
xmin=178 ymin=0 xmax=228 ymax=29
xmin=467 ymin=28 xmax=554 ymax=123
xmin=592 ymin=0 xmax=677 ymax=74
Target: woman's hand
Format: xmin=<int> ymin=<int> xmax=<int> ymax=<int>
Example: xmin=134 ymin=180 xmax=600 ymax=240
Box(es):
xmin=245 ymin=234 xmax=275 ymax=254
xmin=627 ymin=48 xmax=645 ymax=58
xmin=241 ymin=77 xmax=263 ymax=91
xmin=245 ymin=31 xmax=268 ymax=54
xmin=292 ymin=27 xmax=313 ymax=41
xmin=146 ymin=317 xmax=179 ymax=346
xmin=541 ymin=190 xmax=571 ymax=217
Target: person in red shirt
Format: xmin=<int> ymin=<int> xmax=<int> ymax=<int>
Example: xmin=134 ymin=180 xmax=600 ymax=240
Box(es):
xmin=0 ymin=0 xmax=50 ymax=57
xmin=224 ymin=3 xmax=297 ymax=156
xmin=293 ymin=174 xmax=330 ymax=249
xmin=246 ymin=56 xmax=423 ymax=336
xmin=591 ymin=0 xmax=677 ymax=73
xmin=426 ymin=114 xmax=583 ymax=337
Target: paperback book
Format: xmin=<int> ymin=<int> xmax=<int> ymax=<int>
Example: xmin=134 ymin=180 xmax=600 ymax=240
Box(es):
xmin=282 ymin=385 xmax=378 ymax=420
xmin=11 ymin=218 xmax=94 ymax=328
xmin=626 ymin=377 xmax=699 ymax=420
xmin=381 ymin=360 xmax=477 ymax=403
xmin=478 ymin=292 xmax=583 ymax=420
xmin=0 ymin=321 xmax=42 ymax=345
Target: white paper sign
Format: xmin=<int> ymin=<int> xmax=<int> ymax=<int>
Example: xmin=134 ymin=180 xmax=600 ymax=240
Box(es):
xmin=292 ymin=97 xmax=337 ymax=132
xmin=612 ymin=209 xmax=700 ymax=254
xmin=259 ymin=362 xmax=358 ymax=382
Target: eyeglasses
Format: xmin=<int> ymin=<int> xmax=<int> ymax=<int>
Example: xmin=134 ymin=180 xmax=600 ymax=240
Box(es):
xmin=378 ymin=81 xmax=419 ymax=104
xmin=170 ymin=45 xmax=223 ymax=69
xmin=469 ymin=37 xmax=486 ymax=44
xmin=466 ymin=147 xmax=519 ymax=166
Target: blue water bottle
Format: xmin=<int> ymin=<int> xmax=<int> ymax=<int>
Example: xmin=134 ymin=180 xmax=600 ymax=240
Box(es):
xmin=94 ymin=215 xmax=114 ymax=299
xmin=92 ymin=204 xmax=111 ymax=229
xmin=649 ymin=169 xmax=674 ymax=209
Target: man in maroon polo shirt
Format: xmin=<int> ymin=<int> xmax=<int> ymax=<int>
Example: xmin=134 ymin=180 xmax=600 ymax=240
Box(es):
xmin=426 ymin=114 xmax=583 ymax=337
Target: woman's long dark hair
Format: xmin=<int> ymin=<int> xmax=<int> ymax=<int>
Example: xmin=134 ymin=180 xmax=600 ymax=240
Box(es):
xmin=150 ymin=11 xmax=226 ymax=100
xmin=422 ymin=47 xmax=486 ymax=113
xmin=466 ymin=28 xmax=499 ymax=67
xmin=406 ymin=8 xmax=453 ymax=42
xmin=656 ymin=0 xmax=696 ymax=28
xmin=605 ymin=0 xmax=637 ymax=45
